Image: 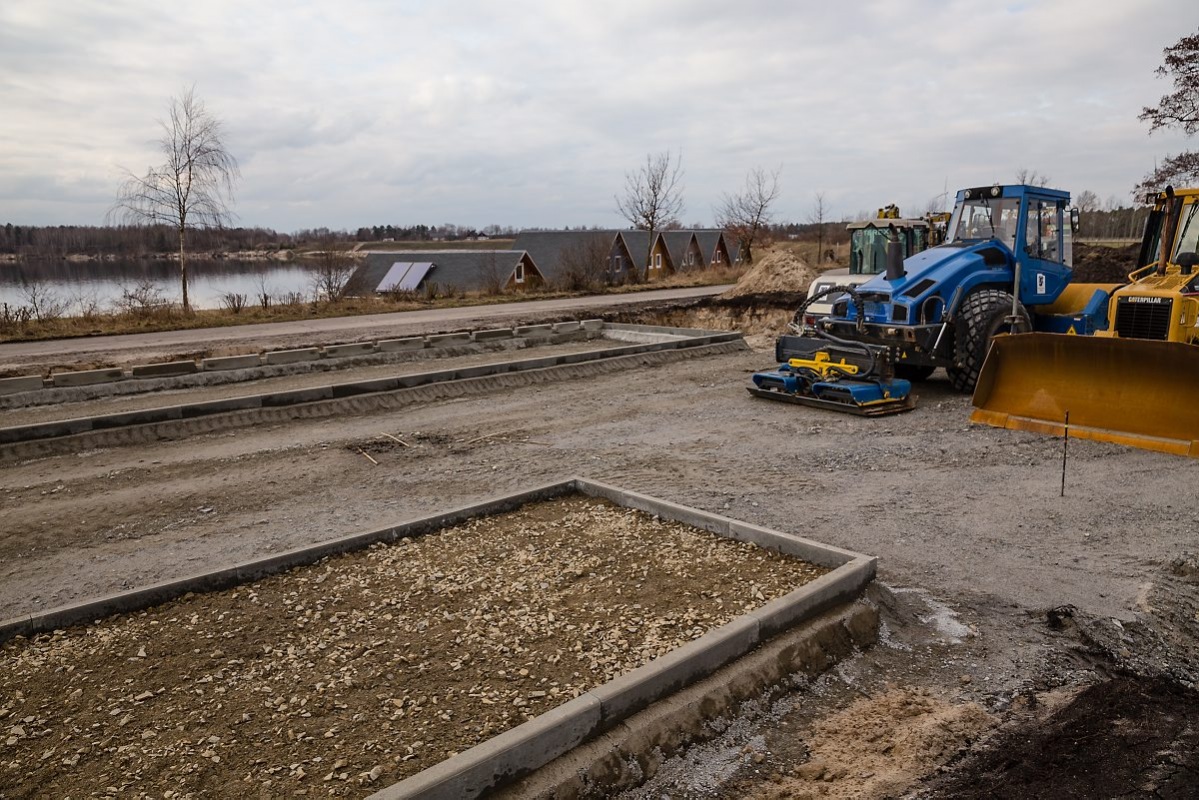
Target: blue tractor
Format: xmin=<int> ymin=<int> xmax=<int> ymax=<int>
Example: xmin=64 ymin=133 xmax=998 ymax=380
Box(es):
xmin=756 ymin=184 xmax=1108 ymax=407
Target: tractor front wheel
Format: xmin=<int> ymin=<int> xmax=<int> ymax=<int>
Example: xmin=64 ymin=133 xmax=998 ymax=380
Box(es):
xmin=947 ymin=288 xmax=1029 ymax=393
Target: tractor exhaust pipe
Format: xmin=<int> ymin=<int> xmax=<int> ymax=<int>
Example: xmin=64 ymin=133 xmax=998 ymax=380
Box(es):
xmin=885 ymin=225 xmax=904 ymax=281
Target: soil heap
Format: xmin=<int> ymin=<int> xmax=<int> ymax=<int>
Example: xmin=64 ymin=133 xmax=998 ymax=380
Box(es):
xmin=1070 ymin=242 xmax=1138 ymax=283
xmin=721 ymin=249 xmax=818 ymax=299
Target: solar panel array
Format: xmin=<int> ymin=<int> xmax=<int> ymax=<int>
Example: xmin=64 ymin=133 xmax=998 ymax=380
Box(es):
xmin=376 ymin=261 xmax=434 ymax=292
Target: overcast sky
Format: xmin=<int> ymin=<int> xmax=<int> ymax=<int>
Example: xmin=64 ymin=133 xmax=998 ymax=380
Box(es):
xmin=2 ymin=1 xmax=1198 ymax=232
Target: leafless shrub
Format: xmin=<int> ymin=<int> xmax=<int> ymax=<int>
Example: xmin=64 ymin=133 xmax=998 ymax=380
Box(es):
xmin=279 ymin=291 xmax=306 ymax=308
xmin=112 ymin=281 xmax=173 ymax=318
xmin=19 ymin=282 xmax=68 ymax=322
xmin=0 ymin=303 xmax=34 ymax=332
xmin=380 ymin=288 xmax=419 ymax=303
xmin=69 ymin=288 xmax=103 ymax=320
xmin=556 ymin=235 xmax=614 ymax=291
xmin=254 ymin=270 xmax=273 ymax=309
xmin=308 ymin=249 xmax=356 ymax=303
xmin=475 ymin=252 xmax=507 ymax=296
xmin=219 ymin=291 xmax=249 ymax=314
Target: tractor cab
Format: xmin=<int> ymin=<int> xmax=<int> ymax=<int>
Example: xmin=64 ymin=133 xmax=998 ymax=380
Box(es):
xmin=802 ymin=216 xmax=931 ymax=325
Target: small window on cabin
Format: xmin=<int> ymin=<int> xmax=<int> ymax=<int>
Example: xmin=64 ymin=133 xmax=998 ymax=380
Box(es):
xmin=515 ymin=261 xmax=525 ymax=283
xmin=654 ymin=254 xmax=662 ymax=268
xmin=715 ymin=250 xmax=723 ymax=264
xmin=1025 ymin=200 xmax=1064 ymax=263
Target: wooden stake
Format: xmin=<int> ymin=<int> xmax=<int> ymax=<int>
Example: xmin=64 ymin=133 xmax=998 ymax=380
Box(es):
xmin=357 ymin=448 xmax=379 ymax=466
xmin=1060 ymin=410 xmax=1069 ymax=498
xmin=466 ymin=433 xmax=503 ymax=445
xmin=380 ymin=433 xmax=410 ymax=447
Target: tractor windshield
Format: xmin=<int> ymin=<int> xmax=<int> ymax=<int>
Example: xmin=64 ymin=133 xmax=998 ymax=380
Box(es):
xmin=946 ymin=197 xmax=1021 ymax=251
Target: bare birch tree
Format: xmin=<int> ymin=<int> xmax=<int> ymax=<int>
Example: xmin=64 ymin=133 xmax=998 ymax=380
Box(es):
xmin=111 ymin=87 xmax=239 ymax=312
xmin=715 ymin=165 xmax=781 ymax=264
xmin=808 ymin=192 xmax=829 ymax=263
xmin=615 ymin=150 xmax=684 ymax=270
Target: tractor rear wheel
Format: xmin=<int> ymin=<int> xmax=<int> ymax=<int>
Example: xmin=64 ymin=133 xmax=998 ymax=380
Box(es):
xmin=947 ymin=288 xmax=1030 ymax=393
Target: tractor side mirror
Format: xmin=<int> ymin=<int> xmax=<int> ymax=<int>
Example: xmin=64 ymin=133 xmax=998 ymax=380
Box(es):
xmin=1069 ymin=207 xmax=1080 ymax=234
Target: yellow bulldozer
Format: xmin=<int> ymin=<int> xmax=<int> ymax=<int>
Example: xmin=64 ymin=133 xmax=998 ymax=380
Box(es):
xmin=971 ymin=186 xmax=1199 ymax=457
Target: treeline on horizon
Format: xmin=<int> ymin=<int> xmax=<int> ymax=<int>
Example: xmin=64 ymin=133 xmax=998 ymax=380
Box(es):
xmin=0 ymin=205 xmax=1153 ymax=259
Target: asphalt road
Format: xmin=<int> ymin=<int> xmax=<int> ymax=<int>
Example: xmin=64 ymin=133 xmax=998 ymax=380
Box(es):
xmin=0 ymin=285 xmax=727 ymax=365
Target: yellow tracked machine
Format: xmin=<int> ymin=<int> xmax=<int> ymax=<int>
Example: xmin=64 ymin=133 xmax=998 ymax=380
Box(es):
xmin=971 ymin=186 xmax=1199 ymax=456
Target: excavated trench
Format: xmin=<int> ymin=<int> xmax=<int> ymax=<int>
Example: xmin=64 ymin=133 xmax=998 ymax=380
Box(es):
xmin=605 ymin=293 xmax=804 ymax=344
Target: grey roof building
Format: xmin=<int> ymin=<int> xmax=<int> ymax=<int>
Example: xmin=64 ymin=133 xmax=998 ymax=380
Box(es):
xmin=660 ymin=231 xmax=704 ymax=271
xmin=693 ymin=229 xmax=736 ymax=266
xmin=617 ymin=230 xmax=653 ymax=272
xmin=510 ymin=231 xmax=634 ymax=287
xmin=348 ymin=250 xmax=542 ymax=296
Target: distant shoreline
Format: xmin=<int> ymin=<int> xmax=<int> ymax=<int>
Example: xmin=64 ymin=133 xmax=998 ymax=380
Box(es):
xmin=0 ymin=250 xmax=301 ymax=264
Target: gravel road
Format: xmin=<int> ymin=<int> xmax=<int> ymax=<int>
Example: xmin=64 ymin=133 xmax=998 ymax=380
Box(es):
xmin=2 ymin=333 xmax=1197 ymax=796
xmin=0 ymin=285 xmax=727 ymax=372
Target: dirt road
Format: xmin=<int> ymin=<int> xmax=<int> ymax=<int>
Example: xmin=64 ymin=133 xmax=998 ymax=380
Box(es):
xmin=2 ymin=336 xmax=1198 ymax=796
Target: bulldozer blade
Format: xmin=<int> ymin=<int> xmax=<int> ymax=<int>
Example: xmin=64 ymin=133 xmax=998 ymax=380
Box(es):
xmin=971 ymin=334 xmax=1199 ymax=458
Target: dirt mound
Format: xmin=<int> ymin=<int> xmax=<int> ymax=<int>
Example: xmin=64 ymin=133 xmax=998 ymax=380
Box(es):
xmin=1071 ymin=242 xmax=1138 ymax=284
xmin=722 ymin=250 xmax=818 ymax=299
xmin=919 ymin=677 xmax=1199 ymax=798
xmin=754 ymin=688 xmax=995 ymax=799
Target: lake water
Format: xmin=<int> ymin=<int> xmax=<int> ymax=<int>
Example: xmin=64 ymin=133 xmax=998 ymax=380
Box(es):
xmin=0 ymin=258 xmax=321 ymax=314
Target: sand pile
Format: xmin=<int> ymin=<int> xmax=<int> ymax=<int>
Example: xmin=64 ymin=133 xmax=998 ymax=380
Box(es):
xmin=722 ymin=249 xmax=819 ymax=298
xmin=754 ymin=687 xmax=995 ymax=799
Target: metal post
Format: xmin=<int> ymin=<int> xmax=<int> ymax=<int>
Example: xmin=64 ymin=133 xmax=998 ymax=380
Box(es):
xmin=1060 ymin=410 xmax=1069 ymax=498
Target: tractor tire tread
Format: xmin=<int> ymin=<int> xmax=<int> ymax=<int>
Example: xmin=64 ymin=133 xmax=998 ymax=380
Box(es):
xmin=947 ymin=288 xmax=1029 ymax=393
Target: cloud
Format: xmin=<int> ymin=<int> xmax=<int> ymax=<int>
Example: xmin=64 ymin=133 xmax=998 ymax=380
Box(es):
xmin=1 ymin=0 xmax=1198 ymax=229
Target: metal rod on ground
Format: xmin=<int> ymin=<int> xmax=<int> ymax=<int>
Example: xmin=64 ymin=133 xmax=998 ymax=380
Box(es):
xmin=357 ymin=448 xmax=378 ymax=466
xmin=380 ymin=433 xmax=410 ymax=447
xmin=1060 ymin=410 xmax=1069 ymax=498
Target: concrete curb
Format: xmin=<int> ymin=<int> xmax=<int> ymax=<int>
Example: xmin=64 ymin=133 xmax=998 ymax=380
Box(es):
xmin=0 ymin=321 xmax=695 ymax=406
xmin=0 ymin=342 xmax=747 ymax=462
xmin=494 ymin=601 xmax=878 ymax=799
xmin=0 ymin=326 xmax=744 ymax=452
xmin=370 ymin=478 xmax=876 ymax=800
xmin=0 ymin=478 xmax=876 ymax=800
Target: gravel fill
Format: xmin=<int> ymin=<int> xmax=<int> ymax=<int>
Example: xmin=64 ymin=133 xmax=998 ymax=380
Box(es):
xmin=0 ymin=496 xmax=826 ymax=799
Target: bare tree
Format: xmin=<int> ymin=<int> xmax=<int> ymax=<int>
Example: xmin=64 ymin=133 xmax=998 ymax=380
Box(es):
xmin=615 ymin=150 xmax=684 ymax=269
xmin=558 ymin=233 xmax=615 ymax=290
xmin=308 ymin=248 xmax=357 ymax=302
xmin=475 ymin=251 xmax=506 ymax=295
xmin=1074 ymin=190 xmax=1100 ymax=212
xmin=808 ymin=192 xmax=829 ymax=263
xmin=715 ymin=165 xmax=781 ymax=264
xmin=1015 ymin=168 xmax=1052 ymax=187
xmin=111 ymin=87 xmax=240 ymax=313
xmin=1136 ymin=32 xmax=1199 ymax=196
